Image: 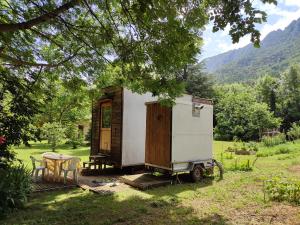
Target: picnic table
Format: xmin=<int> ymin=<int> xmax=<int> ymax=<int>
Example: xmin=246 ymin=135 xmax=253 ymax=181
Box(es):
xmin=42 ymin=152 xmax=74 ymax=182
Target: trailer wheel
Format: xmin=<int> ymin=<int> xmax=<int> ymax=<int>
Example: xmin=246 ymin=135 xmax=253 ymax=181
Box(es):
xmin=213 ymin=159 xmax=224 ymax=180
xmin=190 ymin=165 xmax=204 ymax=182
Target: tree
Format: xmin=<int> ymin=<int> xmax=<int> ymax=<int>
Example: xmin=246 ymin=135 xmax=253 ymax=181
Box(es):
xmin=42 ymin=122 xmax=66 ymax=151
xmin=65 ymin=123 xmax=84 ymax=149
xmin=185 ymin=64 xmax=214 ymax=99
xmin=35 ymin=75 xmax=91 ymax=125
xmin=278 ymin=65 xmax=300 ymax=131
xmin=256 ymin=75 xmax=278 ymax=113
xmin=0 ymin=0 xmax=277 ymax=100
xmin=214 ymin=84 xmax=281 ymax=141
xmin=0 ymin=68 xmax=34 ymax=214
xmin=0 ymin=67 xmax=39 ymax=167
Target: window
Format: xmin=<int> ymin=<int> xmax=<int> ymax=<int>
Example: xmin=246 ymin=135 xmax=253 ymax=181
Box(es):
xmin=192 ymin=103 xmax=201 ymax=117
xmin=101 ymin=106 xmax=112 ymax=128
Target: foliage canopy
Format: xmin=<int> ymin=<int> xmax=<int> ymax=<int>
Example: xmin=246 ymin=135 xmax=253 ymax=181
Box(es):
xmin=0 ymin=0 xmax=277 ymax=99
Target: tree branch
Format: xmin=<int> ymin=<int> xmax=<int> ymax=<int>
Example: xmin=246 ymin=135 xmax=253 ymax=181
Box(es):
xmin=0 ymin=0 xmax=80 ymax=33
xmin=0 ymin=47 xmax=81 ymax=67
xmin=30 ymin=28 xmax=64 ymax=49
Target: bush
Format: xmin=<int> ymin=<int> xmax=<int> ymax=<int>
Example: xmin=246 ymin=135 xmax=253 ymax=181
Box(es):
xmin=261 ymin=133 xmax=286 ymax=147
xmin=287 ymin=123 xmax=300 ymax=141
xmin=225 ymin=142 xmax=258 ymax=155
xmin=0 ymin=163 xmax=32 ymax=216
xmin=277 ymin=155 xmax=294 ymax=160
xmin=257 ymin=147 xmax=291 ymax=158
xmin=256 ymin=151 xmax=272 ymax=157
xmin=264 ymin=177 xmax=300 ymax=205
xmin=220 ymin=155 xmax=257 ymax=172
xmin=42 ymin=122 xmax=66 ymax=151
xmin=227 ymin=158 xmax=256 ymax=171
xmin=275 ymin=147 xmax=291 ymax=155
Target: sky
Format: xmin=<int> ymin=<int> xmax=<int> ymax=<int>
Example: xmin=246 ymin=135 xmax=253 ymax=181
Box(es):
xmin=201 ymin=0 xmax=300 ymax=59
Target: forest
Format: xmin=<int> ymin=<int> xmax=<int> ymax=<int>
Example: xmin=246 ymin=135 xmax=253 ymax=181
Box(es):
xmin=187 ymin=63 xmax=300 ymax=142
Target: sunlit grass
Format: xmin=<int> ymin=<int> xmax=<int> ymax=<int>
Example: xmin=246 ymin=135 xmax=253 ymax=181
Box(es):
xmin=13 ymin=141 xmax=90 ymax=169
xmin=2 ymin=140 xmax=300 ymax=224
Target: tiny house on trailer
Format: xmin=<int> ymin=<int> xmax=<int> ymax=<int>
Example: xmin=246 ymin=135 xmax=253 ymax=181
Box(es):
xmin=90 ymin=86 xmax=217 ymax=180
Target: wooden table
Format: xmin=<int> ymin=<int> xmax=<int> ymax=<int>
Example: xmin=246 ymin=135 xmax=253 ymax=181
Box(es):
xmin=42 ymin=152 xmax=74 ymax=182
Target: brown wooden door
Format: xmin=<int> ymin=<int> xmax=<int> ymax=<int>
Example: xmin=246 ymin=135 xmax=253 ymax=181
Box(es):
xmin=100 ymin=101 xmax=112 ymax=152
xmin=145 ymin=103 xmax=172 ymax=169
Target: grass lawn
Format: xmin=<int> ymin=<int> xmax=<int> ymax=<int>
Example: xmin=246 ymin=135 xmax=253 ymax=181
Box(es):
xmin=2 ymin=141 xmax=300 ymax=225
xmin=12 ymin=141 xmax=90 ymax=169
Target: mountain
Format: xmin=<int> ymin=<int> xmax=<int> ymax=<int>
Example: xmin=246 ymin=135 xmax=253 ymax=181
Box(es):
xmin=203 ymin=18 xmax=300 ymax=83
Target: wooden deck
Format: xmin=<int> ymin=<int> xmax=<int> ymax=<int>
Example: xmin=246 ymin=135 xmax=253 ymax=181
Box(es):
xmin=120 ymin=173 xmax=172 ymax=190
xmin=31 ymin=175 xmax=77 ymax=193
xmin=32 ymin=181 xmax=77 ymax=192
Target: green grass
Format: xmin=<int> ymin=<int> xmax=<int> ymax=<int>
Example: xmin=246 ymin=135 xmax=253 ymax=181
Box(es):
xmin=13 ymin=141 xmax=90 ymax=169
xmin=2 ymin=140 xmax=300 ymax=225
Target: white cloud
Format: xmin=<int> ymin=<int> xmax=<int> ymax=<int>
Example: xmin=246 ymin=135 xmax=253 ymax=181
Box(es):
xmin=260 ymin=8 xmax=300 ymax=39
xmin=284 ymin=0 xmax=300 ymax=7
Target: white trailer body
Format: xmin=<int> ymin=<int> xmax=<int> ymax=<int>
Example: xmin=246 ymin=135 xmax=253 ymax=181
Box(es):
xmin=171 ymin=95 xmax=213 ymax=172
xmin=91 ymin=87 xmax=213 ymax=171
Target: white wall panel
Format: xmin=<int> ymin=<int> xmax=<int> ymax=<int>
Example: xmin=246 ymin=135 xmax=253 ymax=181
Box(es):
xmin=172 ymin=95 xmax=213 ymax=163
xmin=121 ymin=89 xmax=156 ymax=166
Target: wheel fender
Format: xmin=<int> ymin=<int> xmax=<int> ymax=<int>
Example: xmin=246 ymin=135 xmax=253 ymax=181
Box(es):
xmin=189 ymin=162 xmax=204 ymax=172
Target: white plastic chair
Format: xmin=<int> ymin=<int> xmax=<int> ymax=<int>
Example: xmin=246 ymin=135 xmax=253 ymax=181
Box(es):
xmin=30 ymin=156 xmax=47 ymax=181
xmin=59 ymin=157 xmax=81 ymax=184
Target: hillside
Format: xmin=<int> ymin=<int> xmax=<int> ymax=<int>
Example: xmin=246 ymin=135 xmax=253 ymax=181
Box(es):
xmin=203 ymin=18 xmax=300 ymax=83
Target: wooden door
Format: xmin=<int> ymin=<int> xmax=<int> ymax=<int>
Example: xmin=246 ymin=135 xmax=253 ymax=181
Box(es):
xmin=100 ymin=101 xmax=112 ymax=152
xmin=145 ymin=103 xmax=172 ymax=169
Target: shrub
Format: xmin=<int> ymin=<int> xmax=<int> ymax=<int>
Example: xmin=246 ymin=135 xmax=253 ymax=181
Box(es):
xmin=247 ymin=142 xmax=259 ymax=152
xmin=287 ymin=123 xmax=300 ymax=141
xmin=225 ymin=142 xmax=258 ymax=155
xmin=42 ymin=122 xmax=66 ymax=151
xmin=256 ymin=151 xmax=272 ymax=157
xmin=222 ymin=152 xmax=234 ymax=160
xmin=264 ymin=177 xmax=300 ymax=205
xmin=275 ymin=147 xmax=291 ymax=155
xmin=261 ymin=133 xmax=286 ymax=147
xmin=277 ymin=155 xmax=294 ymax=160
xmin=223 ymin=157 xmax=258 ymax=172
xmin=257 ymin=147 xmax=291 ymax=158
xmin=228 ymin=158 xmax=254 ymax=171
xmin=0 ymin=163 xmax=32 ymax=216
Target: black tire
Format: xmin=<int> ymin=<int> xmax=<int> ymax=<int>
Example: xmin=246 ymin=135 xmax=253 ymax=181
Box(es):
xmin=190 ymin=165 xmax=204 ymax=182
xmin=213 ymin=159 xmax=224 ymax=180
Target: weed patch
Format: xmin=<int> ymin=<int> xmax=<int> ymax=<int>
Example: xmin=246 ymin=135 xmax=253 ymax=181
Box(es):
xmin=264 ymin=177 xmax=300 ymax=205
xmin=261 ymin=133 xmax=286 ymax=147
xmin=222 ymin=157 xmax=257 ymax=172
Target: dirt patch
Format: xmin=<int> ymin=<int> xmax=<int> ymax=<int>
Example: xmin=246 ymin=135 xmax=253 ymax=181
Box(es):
xmin=184 ymin=185 xmax=300 ymax=225
xmin=228 ymin=203 xmax=300 ymax=225
xmin=288 ymin=165 xmax=300 ymax=173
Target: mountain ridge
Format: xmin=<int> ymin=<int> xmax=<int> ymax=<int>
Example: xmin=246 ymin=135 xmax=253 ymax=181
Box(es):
xmin=203 ymin=18 xmax=300 ymax=83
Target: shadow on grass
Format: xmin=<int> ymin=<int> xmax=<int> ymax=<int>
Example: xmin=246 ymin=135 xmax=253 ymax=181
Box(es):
xmin=1 ymin=188 xmax=229 ymax=225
